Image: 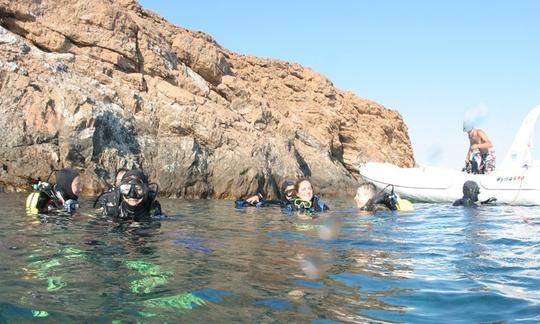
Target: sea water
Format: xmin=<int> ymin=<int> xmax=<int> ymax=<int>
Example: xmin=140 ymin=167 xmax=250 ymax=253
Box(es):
xmin=0 ymin=193 xmax=539 ymax=323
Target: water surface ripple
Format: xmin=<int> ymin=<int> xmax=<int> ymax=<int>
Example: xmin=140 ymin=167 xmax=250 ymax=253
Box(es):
xmin=0 ymin=194 xmax=539 ymax=322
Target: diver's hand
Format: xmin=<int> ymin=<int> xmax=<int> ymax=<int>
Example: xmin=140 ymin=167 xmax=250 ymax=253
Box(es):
xmin=246 ymin=195 xmax=260 ymax=204
xmin=481 ymin=197 xmax=497 ymax=204
xmin=64 ymin=199 xmax=79 ymax=213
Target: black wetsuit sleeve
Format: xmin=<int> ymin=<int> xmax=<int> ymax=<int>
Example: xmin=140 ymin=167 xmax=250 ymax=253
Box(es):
xmin=480 ymin=197 xmax=497 ymax=205
xmin=364 ymin=196 xmax=391 ymax=212
xmin=95 ymin=190 xmax=121 ymax=217
xmin=452 ymin=199 xmax=464 ymax=206
xmin=322 ymin=202 xmax=329 ymax=211
xmin=36 ymin=192 xmax=52 ymax=213
xmin=317 ymin=200 xmax=330 ymax=211
xmin=94 ymin=191 xmax=111 ymax=209
xmin=260 ymin=199 xmax=284 ymax=206
xmin=309 ymin=196 xmax=327 ymax=212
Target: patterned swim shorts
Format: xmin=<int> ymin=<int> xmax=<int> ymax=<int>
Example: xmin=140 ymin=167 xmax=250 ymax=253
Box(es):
xmin=471 ymin=149 xmax=496 ymax=174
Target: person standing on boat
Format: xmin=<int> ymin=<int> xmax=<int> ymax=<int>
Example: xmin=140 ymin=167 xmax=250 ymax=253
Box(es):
xmin=463 ymin=121 xmax=496 ymax=174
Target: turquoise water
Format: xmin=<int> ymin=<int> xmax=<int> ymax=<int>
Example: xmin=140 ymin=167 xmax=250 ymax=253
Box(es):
xmin=1 ymin=193 xmax=539 ymax=323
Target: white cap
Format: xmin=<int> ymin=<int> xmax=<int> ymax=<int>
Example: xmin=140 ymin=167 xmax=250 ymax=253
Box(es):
xmin=463 ymin=120 xmax=474 ymax=133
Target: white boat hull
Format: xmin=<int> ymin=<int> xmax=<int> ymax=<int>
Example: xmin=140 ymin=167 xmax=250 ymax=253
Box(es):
xmin=359 ymin=162 xmax=540 ymax=205
xmin=360 ymin=104 xmax=540 ymax=205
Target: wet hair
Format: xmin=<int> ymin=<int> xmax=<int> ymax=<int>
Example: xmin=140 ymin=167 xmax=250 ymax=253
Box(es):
xmin=357 ymin=182 xmax=377 ymax=197
xmin=56 ymin=168 xmax=80 ymax=200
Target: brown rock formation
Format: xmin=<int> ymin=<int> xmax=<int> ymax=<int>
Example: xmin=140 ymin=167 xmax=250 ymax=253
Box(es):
xmin=0 ymin=0 xmax=414 ymax=198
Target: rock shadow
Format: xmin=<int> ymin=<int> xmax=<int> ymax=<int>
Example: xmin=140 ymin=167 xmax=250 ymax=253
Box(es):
xmin=91 ymin=111 xmax=141 ymax=161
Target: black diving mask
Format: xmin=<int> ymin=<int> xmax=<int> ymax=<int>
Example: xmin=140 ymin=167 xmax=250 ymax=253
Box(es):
xmin=119 ymin=179 xmax=146 ymax=199
xmin=284 ymin=189 xmax=295 ymax=199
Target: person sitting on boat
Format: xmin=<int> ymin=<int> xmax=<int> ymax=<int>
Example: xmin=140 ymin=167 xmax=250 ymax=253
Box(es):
xmin=463 ymin=121 xmax=496 ymax=174
xmin=452 ymin=180 xmax=497 ymax=207
xmin=26 ymin=168 xmax=83 ymax=214
xmin=96 ymin=170 xmax=162 ymax=222
xmin=235 ymin=179 xmax=296 ymax=208
xmin=285 ymin=178 xmax=329 ymax=213
xmin=355 ymin=182 xmax=414 ymax=212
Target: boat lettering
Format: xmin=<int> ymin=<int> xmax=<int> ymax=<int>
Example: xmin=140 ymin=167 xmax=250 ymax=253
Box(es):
xmin=496 ymin=176 xmax=525 ymax=182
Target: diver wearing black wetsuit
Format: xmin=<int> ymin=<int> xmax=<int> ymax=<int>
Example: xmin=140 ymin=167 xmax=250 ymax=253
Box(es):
xmin=235 ymin=179 xmax=296 ymax=208
xmin=26 ymin=168 xmax=81 ymax=214
xmin=96 ymin=170 xmax=162 ymax=222
xmin=361 ymin=191 xmax=399 ymax=212
xmin=283 ymin=179 xmax=329 ymax=214
xmin=285 ymin=195 xmax=329 ymax=213
xmin=453 ymin=181 xmax=480 ymax=207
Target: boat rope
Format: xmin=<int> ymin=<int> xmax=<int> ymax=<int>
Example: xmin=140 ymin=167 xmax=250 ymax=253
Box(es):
xmin=510 ymin=166 xmax=528 ymax=206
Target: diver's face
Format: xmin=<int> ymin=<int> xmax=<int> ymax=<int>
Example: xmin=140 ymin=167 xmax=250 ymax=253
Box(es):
xmin=119 ymin=179 xmax=146 ymax=206
xmin=283 ymin=185 xmax=295 ymax=201
xmin=354 ymin=187 xmax=372 ymax=208
xmin=297 ymin=181 xmax=313 ymax=201
xmin=71 ymin=176 xmax=83 ymax=196
xmin=123 ymin=196 xmax=143 ymax=206
xmin=470 ymin=189 xmax=479 ymax=202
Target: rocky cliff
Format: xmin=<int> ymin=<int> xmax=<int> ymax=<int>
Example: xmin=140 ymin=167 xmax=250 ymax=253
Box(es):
xmin=0 ymin=0 xmax=414 ymax=198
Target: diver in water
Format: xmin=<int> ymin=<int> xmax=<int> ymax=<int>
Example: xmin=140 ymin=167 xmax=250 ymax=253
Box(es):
xmin=235 ymin=179 xmax=296 ymax=208
xmin=453 ymin=181 xmax=480 ymax=207
xmin=355 ymin=182 xmax=414 ymax=212
xmin=285 ymin=178 xmax=329 ymax=213
xmin=452 ymin=180 xmax=498 ymax=207
xmin=26 ymin=168 xmax=83 ymax=214
xmin=96 ymin=170 xmax=162 ymax=222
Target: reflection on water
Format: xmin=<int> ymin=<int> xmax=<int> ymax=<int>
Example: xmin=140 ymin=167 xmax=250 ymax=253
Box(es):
xmin=0 ymin=194 xmax=539 ymax=322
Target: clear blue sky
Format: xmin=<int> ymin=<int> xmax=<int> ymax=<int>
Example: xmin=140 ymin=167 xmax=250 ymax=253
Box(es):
xmin=139 ymin=0 xmax=540 ymax=168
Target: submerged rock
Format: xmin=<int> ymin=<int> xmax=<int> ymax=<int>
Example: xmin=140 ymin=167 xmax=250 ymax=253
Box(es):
xmin=0 ymin=0 xmax=414 ymax=198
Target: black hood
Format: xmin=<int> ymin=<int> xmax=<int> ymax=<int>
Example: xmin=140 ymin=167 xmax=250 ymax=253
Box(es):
xmin=56 ymin=168 xmax=80 ymax=201
xmin=462 ymin=181 xmax=480 ymax=202
xmin=280 ymin=179 xmax=295 ymax=200
xmin=121 ymin=170 xmax=149 ymax=185
xmin=120 ymin=170 xmax=150 ymax=219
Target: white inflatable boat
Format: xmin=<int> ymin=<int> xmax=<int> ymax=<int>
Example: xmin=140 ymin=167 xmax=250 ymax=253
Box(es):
xmin=359 ymin=105 xmax=540 ymax=205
